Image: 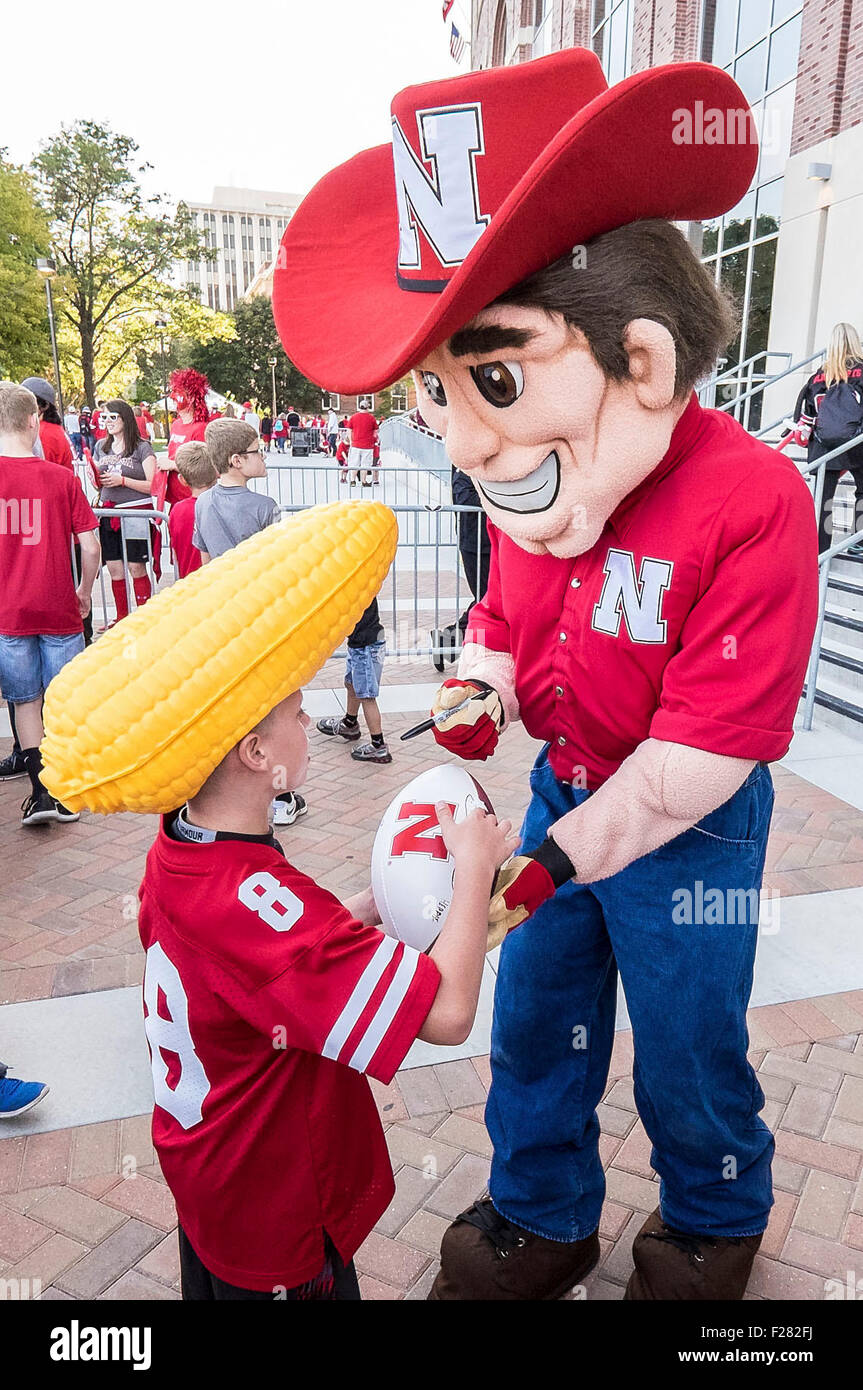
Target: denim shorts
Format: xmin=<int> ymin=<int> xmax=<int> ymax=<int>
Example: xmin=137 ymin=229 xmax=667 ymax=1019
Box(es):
xmin=0 ymin=633 xmax=85 ymax=703
xmin=345 ymin=641 xmax=385 ymax=699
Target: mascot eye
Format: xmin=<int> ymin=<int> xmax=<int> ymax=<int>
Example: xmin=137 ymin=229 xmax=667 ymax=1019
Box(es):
xmin=421 ymin=372 xmax=447 ymax=407
xmin=470 ymin=361 xmax=524 ymax=408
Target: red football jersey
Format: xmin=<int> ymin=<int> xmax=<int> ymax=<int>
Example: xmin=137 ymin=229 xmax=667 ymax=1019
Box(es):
xmin=167 ymin=495 xmax=201 ymax=578
xmin=138 ymin=819 xmax=439 ymax=1291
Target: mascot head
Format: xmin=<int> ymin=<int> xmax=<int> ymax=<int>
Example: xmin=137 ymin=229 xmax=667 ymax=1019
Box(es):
xmin=272 ymin=49 xmax=757 ymax=557
xmin=170 ymin=367 xmax=210 ymax=422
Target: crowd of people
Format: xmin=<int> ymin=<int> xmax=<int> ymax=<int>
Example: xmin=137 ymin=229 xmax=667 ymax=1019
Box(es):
xmin=0 ymin=376 xmax=394 ymax=844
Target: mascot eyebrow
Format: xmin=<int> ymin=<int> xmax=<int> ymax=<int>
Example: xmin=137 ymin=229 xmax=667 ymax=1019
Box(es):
xmin=448 ymin=324 xmax=538 ymax=358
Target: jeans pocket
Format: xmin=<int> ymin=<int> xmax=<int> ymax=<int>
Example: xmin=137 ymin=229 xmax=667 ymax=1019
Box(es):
xmin=690 ymin=764 xmax=772 ymax=848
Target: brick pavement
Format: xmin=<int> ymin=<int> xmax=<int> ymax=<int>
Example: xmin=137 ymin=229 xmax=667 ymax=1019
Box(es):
xmin=1 ymin=1024 xmax=862 ymax=1300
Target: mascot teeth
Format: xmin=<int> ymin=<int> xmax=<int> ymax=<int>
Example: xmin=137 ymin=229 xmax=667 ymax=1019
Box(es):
xmin=477 ymin=451 xmax=561 ymax=514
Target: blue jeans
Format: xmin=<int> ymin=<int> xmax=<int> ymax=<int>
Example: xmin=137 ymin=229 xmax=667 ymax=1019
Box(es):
xmin=487 ymin=746 xmax=775 ymax=1242
xmin=345 ymin=641 xmax=385 ymax=700
xmin=0 ymin=633 xmax=85 ymax=704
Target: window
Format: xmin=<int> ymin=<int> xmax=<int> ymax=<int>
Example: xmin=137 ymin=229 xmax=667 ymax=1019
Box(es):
xmin=259 ymin=217 xmax=272 ymax=259
xmin=697 ymin=0 xmax=803 ymax=427
xmin=532 ymin=0 xmax=552 ymax=57
xmin=321 ymin=392 xmax=340 ymax=410
xmin=221 ymin=214 xmax=235 ymax=249
xmin=390 ymin=383 xmax=408 ymax=412
xmin=491 ymin=1 xmax=507 ymax=66
xmin=357 ymin=394 xmax=375 ymax=412
xmin=591 ymin=0 xmax=633 ymax=85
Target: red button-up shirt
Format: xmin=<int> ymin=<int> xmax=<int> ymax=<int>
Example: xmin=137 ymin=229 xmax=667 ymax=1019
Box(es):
xmin=466 ymin=394 xmax=819 ymax=789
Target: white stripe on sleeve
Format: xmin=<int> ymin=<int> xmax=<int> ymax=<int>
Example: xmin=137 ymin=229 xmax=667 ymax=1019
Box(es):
xmin=321 ymin=934 xmax=399 ymax=1063
xmin=348 ymin=947 xmax=421 ymax=1074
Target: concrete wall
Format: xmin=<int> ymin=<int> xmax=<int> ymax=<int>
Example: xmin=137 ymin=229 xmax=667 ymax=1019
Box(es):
xmin=764 ymin=120 xmax=863 ymax=427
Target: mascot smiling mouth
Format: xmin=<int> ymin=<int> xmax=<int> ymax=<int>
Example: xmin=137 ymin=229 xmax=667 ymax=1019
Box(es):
xmin=477 ymin=451 xmax=561 ymax=514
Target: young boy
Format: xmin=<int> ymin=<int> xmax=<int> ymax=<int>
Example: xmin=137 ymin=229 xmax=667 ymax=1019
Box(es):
xmin=316 ymin=597 xmax=391 ymax=764
xmin=192 ymin=418 xmax=279 ymax=562
xmin=193 ymin=418 xmax=302 ymax=826
xmin=139 ymin=686 xmax=515 ymax=1299
xmin=168 ymin=441 xmax=217 ymax=579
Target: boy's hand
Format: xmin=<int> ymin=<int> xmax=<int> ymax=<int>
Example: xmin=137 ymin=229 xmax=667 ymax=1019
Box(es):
xmin=436 ymin=802 xmax=517 ymax=875
xmin=431 ymin=680 xmax=503 ymax=760
xmin=343 ymin=884 xmax=381 ymax=926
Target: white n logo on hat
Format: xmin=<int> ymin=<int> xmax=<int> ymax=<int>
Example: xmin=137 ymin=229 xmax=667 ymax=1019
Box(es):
xmin=392 ymin=104 xmax=489 ymax=281
xmin=592 ymin=549 xmax=674 ymax=645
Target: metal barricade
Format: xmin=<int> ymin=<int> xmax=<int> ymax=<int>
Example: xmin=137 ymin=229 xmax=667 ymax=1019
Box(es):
xmin=71 ymin=507 xmax=174 ymax=633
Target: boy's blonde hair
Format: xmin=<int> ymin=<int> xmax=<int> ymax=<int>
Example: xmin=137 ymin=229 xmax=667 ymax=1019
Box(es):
xmin=204 ymin=418 xmax=258 ymax=475
xmin=175 ymin=440 xmax=217 ymax=490
xmin=0 ymin=381 xmax=38 ymax=437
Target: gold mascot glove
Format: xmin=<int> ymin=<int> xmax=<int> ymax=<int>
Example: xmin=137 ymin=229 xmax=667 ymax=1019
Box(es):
xmin=40 ymin=502 xmax=398 ymax=815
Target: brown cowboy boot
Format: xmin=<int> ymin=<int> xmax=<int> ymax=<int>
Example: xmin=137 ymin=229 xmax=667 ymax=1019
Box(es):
xmin=427 ymin=1197 xmax=599 ymax=1300
xmin=624 ymin=1208 xmax=762 ymax=1300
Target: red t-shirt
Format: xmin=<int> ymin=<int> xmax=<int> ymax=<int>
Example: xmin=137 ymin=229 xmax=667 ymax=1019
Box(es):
xmin=336 ymin=440 xmax=350 ymax=464
xmin=91 ymin=410 xmax=106 ymax=441
xmin=167 ymin=495 xmax=202 ymax=579
xmin=39 ymin=421 xmax=73 ymax=471
xmin=0 ymin=457 xmax=98 ymax=636
xmin=348 ymin=412 xmax=377 ymax=450
xmin=138 ymin=820 xmax=439 ymax=1290
xmin=467 ymin=394 xmax=819 ymax=787
xmin=159 ymin=419 xmax=208 ymax=506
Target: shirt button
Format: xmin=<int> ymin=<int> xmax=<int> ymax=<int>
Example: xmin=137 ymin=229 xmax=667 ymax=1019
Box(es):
xmin=555 ymin=685 xmax=564 ymax=698
xmin=571 ymin=577 xmax=581 ymax=589
xmin=559 ymin=631 xmax=566 ymax=643
xmin=558 ymin=735 xmax=567 ymax=746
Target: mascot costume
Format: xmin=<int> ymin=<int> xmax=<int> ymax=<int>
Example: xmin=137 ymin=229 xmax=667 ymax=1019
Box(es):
xmin=153 ymin=367 xmax=211 ymax=511
xmin=272 ymin=49 xmax=818 ymax=1300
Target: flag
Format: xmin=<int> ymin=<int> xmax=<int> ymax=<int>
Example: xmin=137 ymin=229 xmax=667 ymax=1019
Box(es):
xmin=450 ymin=22 xmax=465 ymax=62
xmin=442 ymin=1 xmax=454 ymax=19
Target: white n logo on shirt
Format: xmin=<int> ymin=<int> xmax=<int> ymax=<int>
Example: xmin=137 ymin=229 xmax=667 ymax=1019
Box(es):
xmin=392 ymin=104 xmax=489 ymax=272
xmin=592 ymin=549 xmax=673 ymax=645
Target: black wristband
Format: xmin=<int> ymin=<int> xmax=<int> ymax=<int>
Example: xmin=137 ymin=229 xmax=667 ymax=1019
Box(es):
xmin=527 ymin=835 xmax=576 ymax=887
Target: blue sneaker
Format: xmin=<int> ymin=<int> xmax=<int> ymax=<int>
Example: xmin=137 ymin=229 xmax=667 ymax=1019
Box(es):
xmin=0 ymin=1075 xmax=49 ymax=1118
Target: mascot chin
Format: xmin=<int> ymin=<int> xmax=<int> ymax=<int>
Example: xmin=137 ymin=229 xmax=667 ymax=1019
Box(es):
xmin=272 ymin=49 xmax=818 ymax=1301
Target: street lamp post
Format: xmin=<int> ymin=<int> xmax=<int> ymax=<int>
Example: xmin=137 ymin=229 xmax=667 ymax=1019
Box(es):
xmin=36 ymin=258 xmax=64 ymax=418
xmin=155 ymin=317 xmax=170 ymax=442
xmin=268 ymin=356 xmax=277 ymax=424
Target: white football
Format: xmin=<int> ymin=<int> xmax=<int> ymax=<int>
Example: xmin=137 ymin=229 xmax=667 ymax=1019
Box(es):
xmin=371 ymin=764 xmax=495 ymax=951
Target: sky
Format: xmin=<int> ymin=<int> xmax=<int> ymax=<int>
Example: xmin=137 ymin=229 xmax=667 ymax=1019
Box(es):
xmin=2 ymin=0 xmax=472 ymax=206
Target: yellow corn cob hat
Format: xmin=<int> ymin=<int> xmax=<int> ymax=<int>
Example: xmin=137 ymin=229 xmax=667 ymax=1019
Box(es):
xmin=40 ymin=501 xmax=398 ymax=815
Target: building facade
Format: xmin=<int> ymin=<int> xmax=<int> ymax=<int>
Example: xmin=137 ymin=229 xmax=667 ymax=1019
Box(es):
xmin=470 ymin=0 xmax=863 ymax=428
xmin=180 ymin=187 xmax=302 ymax=312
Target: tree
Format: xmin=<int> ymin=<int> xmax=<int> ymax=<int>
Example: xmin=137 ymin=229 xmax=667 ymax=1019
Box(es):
xmin=188 ymin=296 xmax=321 ymax=411
xmin=31 ymin=120 xmax=217 ymax=404
xmin=0 ymin=152 xmax=51 ymax=380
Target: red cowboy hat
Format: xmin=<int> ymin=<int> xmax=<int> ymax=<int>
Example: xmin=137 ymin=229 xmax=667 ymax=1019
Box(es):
xmin=273 ymin=48 xmax=757 ymax=395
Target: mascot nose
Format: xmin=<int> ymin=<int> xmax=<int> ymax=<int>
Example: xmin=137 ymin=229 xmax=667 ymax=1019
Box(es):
xmin=445 ymin=401 xmax=498 ymax=474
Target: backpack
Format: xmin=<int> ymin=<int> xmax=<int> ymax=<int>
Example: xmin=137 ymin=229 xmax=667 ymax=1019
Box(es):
xmin=815 ymin=379 xmax=863 ymax=449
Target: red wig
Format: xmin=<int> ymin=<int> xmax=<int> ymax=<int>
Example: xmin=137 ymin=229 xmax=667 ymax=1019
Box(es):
xmin=170 ymin=368 xmax=210 ymax=423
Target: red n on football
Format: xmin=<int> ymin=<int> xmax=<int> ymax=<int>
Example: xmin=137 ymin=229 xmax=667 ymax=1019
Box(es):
xmin=371 ymin=765 xmax=494 ymax=951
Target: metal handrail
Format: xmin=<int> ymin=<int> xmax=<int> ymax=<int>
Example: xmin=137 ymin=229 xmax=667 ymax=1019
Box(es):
xmin=803 ymin=524 xmax=863 ymax=729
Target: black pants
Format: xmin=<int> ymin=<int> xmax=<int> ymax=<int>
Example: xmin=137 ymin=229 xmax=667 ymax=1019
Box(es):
xmin=178 ymin=1226 xmax=361 ymax=1301
xmin=817 ymin=466 xmax=863 ymax=552
xmin=456 ymin=509 xmax=491 ymax=636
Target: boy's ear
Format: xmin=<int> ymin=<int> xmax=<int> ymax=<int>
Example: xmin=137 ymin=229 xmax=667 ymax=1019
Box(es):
xmin=621 ymin=318 xmax=677 ymax=410
xmin=236 ymin=730 xmax=268 ymax=773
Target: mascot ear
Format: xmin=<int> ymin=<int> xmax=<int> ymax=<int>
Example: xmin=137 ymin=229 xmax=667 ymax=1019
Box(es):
xmin=621 ymin=319 xmax=677 ymax=411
